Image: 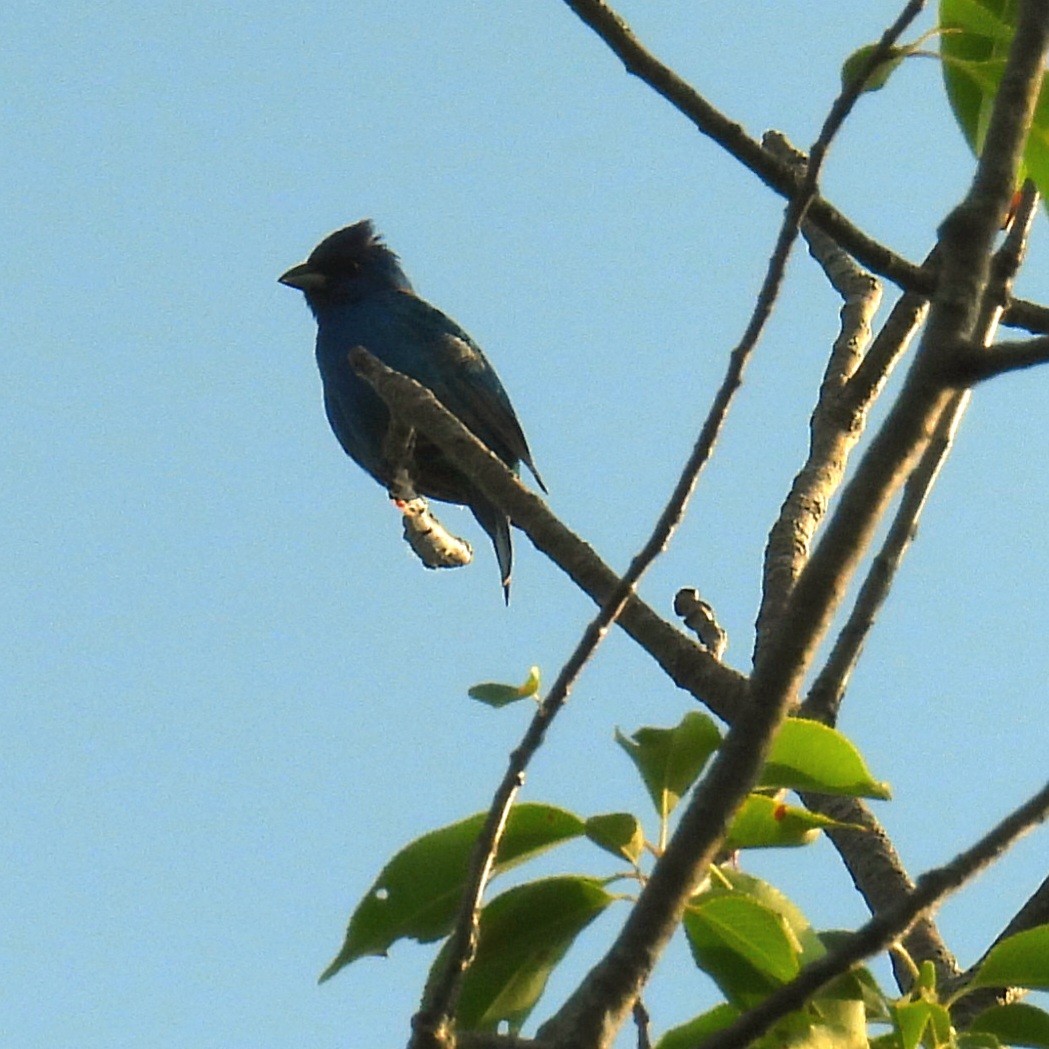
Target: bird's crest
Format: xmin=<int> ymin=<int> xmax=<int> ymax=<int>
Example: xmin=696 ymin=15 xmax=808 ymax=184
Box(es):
xmin=307 ymin=219 xmax=394 ymax=269
xmin=301 ymin=219 xmax=411 ymax=293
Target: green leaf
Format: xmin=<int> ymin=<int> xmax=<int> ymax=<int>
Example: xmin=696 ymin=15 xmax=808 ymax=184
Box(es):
xmin=684 ymin=891 xmax=802 ymax=1005
xmin=893 ymin=999 xmax=953 ymax=1049
xmin=683 ymin=875 xmax=877 ymax=1041
xmin=692 ymin=894 xmax=803 ymax=981
xmin=616 ymin=712 xmax=722 ymax=820
xmin=870 ymin=1035 xmax=902 ymax=1049
xmin=957 ymin=1033 xmax=1005 ymax=1049
xmin=319 ymin=803 xmax=584 ymax=981
xmin=841 ymin=43 xmax=909 ymax=94
xmin=438 ymin=875 xmax=616 ymax=1033
xmin=968 ymin=925 xmax=1049 ymax=991
xmin=970 ymin=1002 xmax=1049 ymax=1048
xmin=655 ymin=1004 xmax=741 ymax=1049
xmin=940 ymin=0 xmax=1049 ymax=206
xmin=943 ymin=0 xmax=1015 ymax=43
xmin=724 ymin=793 xmax=852 ymax=851
xmin=585 ymin=812 xmax=646 ymax=864
xmin=760 ymin=719 xmax=891 ymax=799
xmin=763 ymin=1004 xmax=870 ymax=1049
xmin=940 ymin=0 xmax=1015 ymax=155
xmin=468 ymin=665 xmax=541 ymax=706
xmin=817 ymin=932 xmax=891 ymax=1019
xmin=719 ymin=868 xmax=826 ymax=961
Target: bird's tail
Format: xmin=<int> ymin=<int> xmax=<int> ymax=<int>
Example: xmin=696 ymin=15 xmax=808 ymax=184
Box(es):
xmin=470 ymin=499 xmax=513 ymax=604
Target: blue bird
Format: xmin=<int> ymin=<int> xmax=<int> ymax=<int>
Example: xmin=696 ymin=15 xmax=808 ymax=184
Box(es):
xmin=279 ymin=220 xmax=545 ymax=601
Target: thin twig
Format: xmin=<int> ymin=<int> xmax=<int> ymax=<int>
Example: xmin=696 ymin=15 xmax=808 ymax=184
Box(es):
xmin=804 ymin=181 xmax=1041 ymax=725
xmin=956 ymin=333 xmax=1049 ymax=382
xmin=558 ymin=0 xmax=1049 ymax=336
xmin=801 ymin=792 xmax=962 ymax=990
xmin=801 ymin=399 xmax=961 ymax=724
xmin=531 ymin=8 xmax=929 ymax=1046
xmin=1004 ymin=296 xmax=1049 ymax=333
xmin=845 ymin=268 xmax=933 ymax=414
xmin=754 ymin=135 xmax=887 ymax=652
xmin=632 ymin=1000 xmax=652 ymax=1049
xmin=698 ymin=779 xmax=1049 ymax=1049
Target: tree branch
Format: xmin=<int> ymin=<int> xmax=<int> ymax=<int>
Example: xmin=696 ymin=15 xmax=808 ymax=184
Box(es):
xmin=350 ymin=348 xmax=749 ymax=724
xmin=955 ymin=333 xmax=1049 ymax=383
xmin=754 ymin=133 xmax=888 ymax=653
xmin=797 ymin=171 xmax=1043 ymax=1004
xmin=558 ymin=0 xmax=1049 ymax=335
xmin=530 ymin=8 xmax=931 ymax=1045
xmin=949 ymin=873 xmax=1049 ymax=1026
xmin=845 ymin=261 xmax=934 ymax=413
xmin=1004 ymin=296 xmax=1049 ymax=333
xmin=802 ymin=793 xmax=962 ymax=989
xmin=543 ymin=4 xmax=1044 ymax=1041
xmin=559 ymin=0 xmax=931 ymax=294
xmin=801 ymin=181 xmax=1041 ymax=720
xmin=801 ymin=395 xmax=963 ymax=725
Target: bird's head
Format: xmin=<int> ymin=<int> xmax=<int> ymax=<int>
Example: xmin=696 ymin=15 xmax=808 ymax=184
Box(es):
xmin=278 ymin=220 xmax=413 ymax=313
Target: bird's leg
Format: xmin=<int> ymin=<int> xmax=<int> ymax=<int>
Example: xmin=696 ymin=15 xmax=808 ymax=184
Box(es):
xmin=381 ymin=418 xmax=474 ymax=572
xmin=381 ymin=418 xmax=418 ymax=503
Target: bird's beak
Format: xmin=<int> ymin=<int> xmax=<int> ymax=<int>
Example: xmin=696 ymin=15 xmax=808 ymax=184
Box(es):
xmin=278 ymin=262 xmax=327 ymax=291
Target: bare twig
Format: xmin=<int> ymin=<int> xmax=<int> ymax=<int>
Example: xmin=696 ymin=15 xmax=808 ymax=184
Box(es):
xmin=754 ymin=135 xmax=887 ymax=652
xmin=845 ymin=273 xmax=933 ymax=414
xmin=674 ymin=589 xmax=728 ymax=659
xmin=1004 ymin=296 xmax=1049 ymax=333
xmin=804 ymin=180 xmax=1040 ymax=725
xmin=955 ymin=333 xmax=1049 ymax=382
xmin=632 ymin=1000 xmax=652 ymax=1049
xmin=790 ymin=177 xmax=1044 ymax=1010
xmin=801 ymin=399 xmax=961 ymax=725
xmin=698 ymin=779 xmax=1049 ymax=1049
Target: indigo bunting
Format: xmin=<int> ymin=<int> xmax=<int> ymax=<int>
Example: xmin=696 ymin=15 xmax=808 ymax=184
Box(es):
xmin=279 ymin=220 xmax=544 ymax=601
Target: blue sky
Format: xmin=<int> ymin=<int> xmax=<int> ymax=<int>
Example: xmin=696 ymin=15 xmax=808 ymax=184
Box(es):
xmin=3 ymin=3 xmax=1047 ymax=1047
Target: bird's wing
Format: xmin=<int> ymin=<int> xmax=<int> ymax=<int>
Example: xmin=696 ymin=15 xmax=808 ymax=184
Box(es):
xmin=435 ymin=334 xmax=527 ymax=451
xmin=435 ymin=332 xmax=546 ymax=492
xmin=363 ymin=292 xmax=545 ymax=490
xmin=414 ymin=312 xmax=545 ymax=489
